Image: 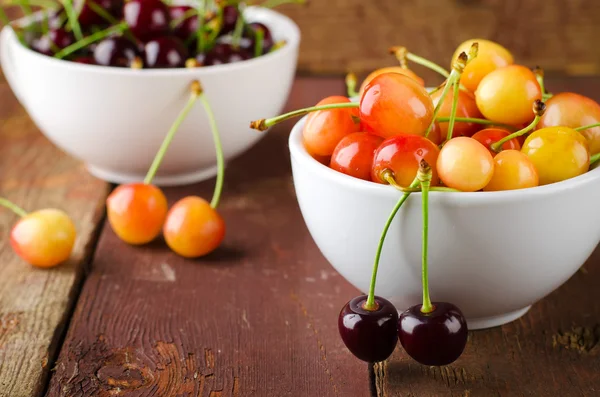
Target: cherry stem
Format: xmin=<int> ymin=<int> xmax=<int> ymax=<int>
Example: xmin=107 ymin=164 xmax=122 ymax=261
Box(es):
xmin=345 ymin=72 xmax=359 ymax=98
xmin=198 ymin=91 xmax=225 ymax=209
xmin=249 ymin=102 xmax=359 ymax=131
xmin=382 ymin=171 xmax=459 ymax=193
xmin=364 ymin=175 xmax=420 ymax=311
xmin=268 ymin=39 xmax=286 ymax=53
xmin=490 ymin=100 xmax=546 ymax=153
xmin=63 ymin=0 xmax=83 ymax=41
xmin=0 ymin=197 xmax=28 ymax=218
xmin=417 ymin=160 xmax=434 ymax=314
xmin=435 ymin=116 xmax=516 ymax=131
xmin=231 ymin=4 xmax=245 ymax=49
xmin=389 ymin=46 xmax=449 ymax=78
xmin=575 ymin=122 xmax=600 ymax=132
xmin=445 ymin=77 xmax=460 ymax=141
xmin=170 ymin=7 xmax=198 ymax=29
xmin=533 ymin=66 xmax=546 ymax=97
xmin=590 ymin=153 xmax=600 ymax=166
xmin=254 ymin=26 xmax=264 ymax=58
xmin=144 ymin=81 xmax=202 ymax=185
xmin=54 ymin=22 xmax=127 ymax=59
xmin=196 ymin=0 xmax=206 ymax=53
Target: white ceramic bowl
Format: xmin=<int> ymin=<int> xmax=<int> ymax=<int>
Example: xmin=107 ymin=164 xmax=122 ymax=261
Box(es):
xmin=0 ymin=7 xmax=299 ymax=186
xmin=289 ymin=116 xmax=600 ymax=330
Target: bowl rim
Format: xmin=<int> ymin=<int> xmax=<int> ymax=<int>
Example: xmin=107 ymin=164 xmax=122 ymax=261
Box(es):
xmin=1 ymin=5 xmax=300 ymax=76
xmin=288 ymin=114 xmax=600 ymax=203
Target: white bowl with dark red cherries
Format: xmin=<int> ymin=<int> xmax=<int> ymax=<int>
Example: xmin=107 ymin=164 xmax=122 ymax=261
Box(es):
xmin=0 ymin=0 xmax=300 ymax=185
xmin=252 ymin=39 xmax=600 ymax=366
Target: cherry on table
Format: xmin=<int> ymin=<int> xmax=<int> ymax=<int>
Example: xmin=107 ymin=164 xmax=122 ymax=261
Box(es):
xmin=338 ymin=295 xmax=399 ymax=363
xmin=144 ymin=36 xmax=188 ymax=68
xmin=93 ymin=36 xmax=141 ymax=67
xmin=123 ymin=0 xmax=170 ymax=42
xmin=398 ymin=302 xmax=468 ymax=366
xmin=31 ymin=28 xmax=74 ymax=56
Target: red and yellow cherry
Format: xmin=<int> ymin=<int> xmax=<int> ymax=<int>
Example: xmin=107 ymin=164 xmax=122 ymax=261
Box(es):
xmin=106 ymin=183 xmax=168 ymax=245
xmin=437 ymin=137 xmax=494 ymax=191
xmin=537 ymin=92 xmax=600 ymax=155
xmin=302 ymin=96 xmax=361 ymax=157
xmin=521 ymin=126 xmax=590 ymax=185
xmin=426 ymin=122 xmax=444 ymax=145
xmin=10 ymin=209 xmax=76 ymax=268
xmin=475 ymin=65 xmax=542 ymax=126
xmin=471 ymin=128 xmax=520 ymax=156
xmin=359 ymin=72 xmax=434 ymax=139
xmin=358 ymin=66 xmax=425 ymax=95
xmin=330 ymin=132 xmax=384 ymax=181
xmin=430 ymin=86 xmax=483 ymax=138
xmin=372 ymin=134 xmax=440 ymax=187
xmin=452 ymin=38 xmax=513 ymax=92
xmin=483 ymin=150 xmax=539 ymax=191
xmin=163 ymin=196 xmax=225 ymax=258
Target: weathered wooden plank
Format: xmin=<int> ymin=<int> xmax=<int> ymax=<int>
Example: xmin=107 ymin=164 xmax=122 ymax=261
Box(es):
xmin=46 ymin=78 xmax=372 ymax=397
xmin=277 ymin=0 xmax=600 ymax=77
xmin=0 ymin=73 xmax=110 ymax=397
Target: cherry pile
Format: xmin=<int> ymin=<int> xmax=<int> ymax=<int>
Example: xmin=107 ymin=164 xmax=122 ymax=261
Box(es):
xmin=1 ymin=0 xmax=302 ymax=68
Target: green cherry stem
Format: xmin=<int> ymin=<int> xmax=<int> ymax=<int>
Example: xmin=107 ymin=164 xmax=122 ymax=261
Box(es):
xmin=198 ymin=89 xmax=225 ymax=209
xmin=63 ymin=0 xmax=83 ymax=41
xmin=0 ymin=197 xmax=28 ymax=218
xmin=364 ymin=175 xmax=420 ymax=310
xmin=249 ymin=102 xmax=359 ymax=131
xmin=490 ymin=99 xmax=546 ymax=153
xmin=231 ymin=4 xmax=246 ymax=49
xmin=417 ymin=160 xmax=434 ymax=314
xmin=435 ymin=116 xmax=516 ymax=131
xmin=195 ymin=0 xmax=206 ymax=54
xmin=590 ymin=153 xmax=600 ymax=166
xmin=575 ymin=122 xmax=600 ymax=132
xmin=144 ymin=81 xmax=202 ymax=184
xmin=389 ymin=46 xmax=449 ymax=79
xmin=345 ymin=72 xmax=359 ymax=98
xmin=254 ymin=26 xmax=264 ymax=58
xmin=381 ymin=170 xmax=459 ymax=193
xmin=54 ymin=22 xmax=127 ymax=59
xmin=533 ymin=66 xmax=546 ymax=97
xmin=445 ymin=76 xmax=460 ymax=141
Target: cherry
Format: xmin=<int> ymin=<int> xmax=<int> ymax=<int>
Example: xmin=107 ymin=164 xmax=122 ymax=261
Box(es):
xmin=475 ymin=65 xmax=542 ymax=126
xmin=437 ymin=137 xmax=494 ymax=191
xmin=244 ymin=22 xmax=274 ymax=54
xmin=72 ymin=55 xmax=97 ymax=65
xmin=372 ymin=134 xmax=440 ymax=187
xmin=338 ymin=295 xmax=399 ymax=362
xmin=93 ymin=36 xmax=141 ymax=67
xmin=2 ymin=199 xmax=77 ymax=269
xmin=521 ymin=126 xmax=590 ymax=185
xmin=359 ymin=72 xmax=434 ymax=139
xmin=359 ymin=66 xmax=425 ymax=95
xmin=144 ymin=36 xmax=188 ymax=68
xmin=123 ymin=0 xmax=170 ymax=42
xmin=452 ymin=38 xmax=513 ymax=92
xmin=537 ymin=92 xmax=600 ymax=156
xmin=471 ymin=128 xmax=520 ymax=156
xmin=202 ymin=42 xmax=252 ymax=66
xmin=169 ymin=5 xmax=198 ymax=41
xmin=430 ymin=85 xmax=483 ymax=138
xmin=483 ymin=150 xmax=539 ymax=191
xmin=330 ymin=132 xmax=384 ymax=181
xmin=77 ymin=0 xmax=124 ymax=28
xmin=31 ymin=28 xmax=74 ymax=55
xmin=220 ymin=5 xmax=240 ymax=35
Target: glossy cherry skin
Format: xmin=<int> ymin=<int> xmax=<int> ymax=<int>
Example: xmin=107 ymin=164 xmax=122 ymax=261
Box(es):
xmin=330 ymin=132 xmax=384 ymax=181
xmin=430 ymin=86 xmax=483 ymax=138
xmin=144 ymin=36 xmax=188 ymax=68
xmin=338 ymin=295 xmax=398 ymax=363
xmin=452 ymin=38 xmax=513 ymax=92
xmin=31 ymin=28 xmax=74 ymax=56
xmin=10 ymin=209 xmax=76 ymax=268
xmin=359 ymin=66 xmax=424 ymax=95
xmin=163 ymin=196 xmax=225 ymax=258
xmin=77 ymin=0 xmax=123 ymax=28
xmin=398 ymin=302 xmax=468 ymax=366
xmin=372 ymin=134 xmax=441 ymax=187
xmin=202 ymin=43 xmax=252 ymax=66
xmin=93 ymin=36 xmax=141 ymax=67
xmin=360 ymin=72 xmax=434 ymax=139
xmin=521 ymin=126 xmax=590 ymax=185
xmin=537 ymin=92 xmax=600 ymax=155
xmin=471 ymin=128 xmax=520 ymax=156
xmin=302 ymin=96 xmax=361 ymax=157
xmin=124 ymin=0 xmax=170 ymax=42
xmin=106 ymin=183 xmax=168 ymax=245
xmin=220 ymin=5 xmax=239 ymax=35
xmin=475 ymin=65 xmax=542 ymax=126
xmin=483 ymin=150 xmax=539 ymax=191
xmin=437 ymin=137 xmax=494 ymax=191
xmin=169 ymin=5 xmax=198 ymax=41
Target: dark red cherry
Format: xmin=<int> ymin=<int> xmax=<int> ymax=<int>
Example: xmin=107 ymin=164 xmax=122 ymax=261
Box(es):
xmin=244 ymin=22 xmax=274 ymax=54
xmin=220 ymin=5 xmax=239 ymax=34
xmin=202 ymin=43 xmax=251 ymax=66
xmin=93 ymin=36 xmax=141 ymax=67
xmin=31 ymin=28 xmax=74 ymax=56
xmin=338 ymin=295 xmax=398 ymax=362
xmin=330 ymin=132 xmax=384 ymax=181
xmin=169 ymin=5 xmax=198 ymax=41
xmin=77 ymin=0 xmax=124 ymax=28
xmin=72 ymin=56 xmax=96 ymax=65
xmin=398 ymin=302 xmax=468 ymax=366
xmin=144 ymin=36 xmax=188 ymax=68
xmin=123 ymin=0 xmax=170 ymax=42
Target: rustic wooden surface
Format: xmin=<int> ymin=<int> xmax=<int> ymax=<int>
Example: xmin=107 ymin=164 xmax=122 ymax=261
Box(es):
xmin=278 ymin=0 xmax=600 ymax=77
xmin=0 ymin=71 xmax=109 ymax=397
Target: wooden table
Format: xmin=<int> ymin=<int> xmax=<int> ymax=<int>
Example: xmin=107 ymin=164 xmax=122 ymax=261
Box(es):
xmin=1 ymin=73 xmax=600 ymax=397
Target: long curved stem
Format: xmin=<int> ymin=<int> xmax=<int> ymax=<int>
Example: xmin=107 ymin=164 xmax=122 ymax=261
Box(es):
xmin=0 ymin=197 xmax=28 ymax=218
xmin=144 ymin=81 xmax=202 ymax=184
xmin=418 ymin=161 xmax=433 ymax=314
xmin=490 ymin=113 xmax=543 ymax=152
xmin=249 ymin=102 xmax=359 ymax=131
xmin=198 ymin=93 xmax=225 ymax=209
xmin=446 ymin=77 xmax=460 ymax=141
xmin=575 ymin=122 xmax=600 ymax=132
xmin=63 ymin=0 xmax=83 ymax=41
xmin=54 ymin=22 xmax=127 ymax=59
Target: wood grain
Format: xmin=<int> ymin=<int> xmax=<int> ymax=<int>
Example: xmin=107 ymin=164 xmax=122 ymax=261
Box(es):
xmin=277 ymin=0 xmax=600 ymax=77
xmin=0 ymin=73 xmax=109 ymax=397
xmin=46 ymin=78 xmax=372 ymax=397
